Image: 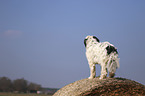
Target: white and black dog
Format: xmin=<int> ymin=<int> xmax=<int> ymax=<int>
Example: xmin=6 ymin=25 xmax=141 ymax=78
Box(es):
xmin=84 ymin=36 xmax=119 ymax=79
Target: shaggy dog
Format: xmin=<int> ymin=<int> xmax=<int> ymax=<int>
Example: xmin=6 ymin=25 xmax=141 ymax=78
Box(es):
xmin=84 ymin=36 xmax=119 ymax=79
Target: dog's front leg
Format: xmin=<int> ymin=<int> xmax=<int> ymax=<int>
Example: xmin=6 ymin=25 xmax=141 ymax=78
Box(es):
xmin=88 ymin=63 xmax=96 ymax=79
xmin=99 ymin=64 xmax=107 ymax=79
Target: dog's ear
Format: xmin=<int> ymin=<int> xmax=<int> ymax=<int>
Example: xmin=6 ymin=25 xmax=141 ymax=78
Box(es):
xmin=106 ymin=45 xmax=118 ymax=55
xmin=93 ymin=36 xmax=100 ymax=42
xmin=84 ymin=38 xmax=88 ymax=47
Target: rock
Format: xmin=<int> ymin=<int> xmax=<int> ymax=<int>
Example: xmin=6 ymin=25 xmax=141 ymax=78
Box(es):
xmin=53 ymin=77 xmax=145 ymax=96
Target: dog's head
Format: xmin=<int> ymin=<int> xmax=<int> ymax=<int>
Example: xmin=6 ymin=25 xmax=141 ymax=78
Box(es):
xmin=84 ymin=36 xmax=100 ymax=47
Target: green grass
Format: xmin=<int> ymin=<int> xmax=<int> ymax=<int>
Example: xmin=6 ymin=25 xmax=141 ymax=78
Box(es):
xmin=0 ymin=92 xmax=52 ymax=96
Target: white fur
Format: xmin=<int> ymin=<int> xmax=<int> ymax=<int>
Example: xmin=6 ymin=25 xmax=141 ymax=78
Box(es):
xmin=85 ymin=36 xmax=119 ymax=79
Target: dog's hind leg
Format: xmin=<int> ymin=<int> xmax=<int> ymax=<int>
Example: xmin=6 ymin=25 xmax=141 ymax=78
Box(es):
xmin=88 ymin=64 xmax=96 ymax=79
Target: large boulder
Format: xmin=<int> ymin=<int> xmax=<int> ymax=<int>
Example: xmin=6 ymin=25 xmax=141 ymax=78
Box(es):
xmin=53 ymin=77 xmax=145 ymax=96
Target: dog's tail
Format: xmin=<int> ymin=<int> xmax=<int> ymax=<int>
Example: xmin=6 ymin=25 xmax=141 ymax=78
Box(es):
xmin=106 ymin=53 xmax=120 ymax=73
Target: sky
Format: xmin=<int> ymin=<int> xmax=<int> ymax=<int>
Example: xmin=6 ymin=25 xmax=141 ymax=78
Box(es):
xmin=0 ymin=0 xmax=145 ymax=88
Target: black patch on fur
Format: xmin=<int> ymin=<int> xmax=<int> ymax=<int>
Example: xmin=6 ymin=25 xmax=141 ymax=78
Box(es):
xmin=84 ymin=38 xmax=88 ymax=47
xmin=106 ymin=45 xmax=118 ymax=55
xmin=93 ymin=36 xmax=100 ymax=42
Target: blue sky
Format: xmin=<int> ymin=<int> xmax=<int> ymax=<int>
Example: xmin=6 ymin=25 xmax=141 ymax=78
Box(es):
xmin=0 ymin=0 xmax=145 ymax=88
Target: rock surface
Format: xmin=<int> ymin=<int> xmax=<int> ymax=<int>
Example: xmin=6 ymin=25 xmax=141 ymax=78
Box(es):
xmin=53 ymin=77 xmax=145 ymax=96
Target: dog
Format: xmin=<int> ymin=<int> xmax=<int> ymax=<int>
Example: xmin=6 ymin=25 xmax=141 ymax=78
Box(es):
xmin=84 ymin=36 xmax=119 ymax=79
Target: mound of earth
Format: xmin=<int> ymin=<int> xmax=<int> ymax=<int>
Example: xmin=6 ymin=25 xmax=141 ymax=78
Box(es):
xmin=53 ymin=77 xmax=145 ymax=96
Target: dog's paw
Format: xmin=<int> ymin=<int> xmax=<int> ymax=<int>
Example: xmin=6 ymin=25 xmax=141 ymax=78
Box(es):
xmin=88 ymin=76 xmax=94 ymax=79
xmin=99 ymin=75 xmax=107 ymax=79
xmin=109 ymin=72 xmax=115 ymax=78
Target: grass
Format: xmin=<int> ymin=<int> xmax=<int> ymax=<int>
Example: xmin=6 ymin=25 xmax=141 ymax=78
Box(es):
xmin=0 ymin=92 xmax=52 ymax=96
